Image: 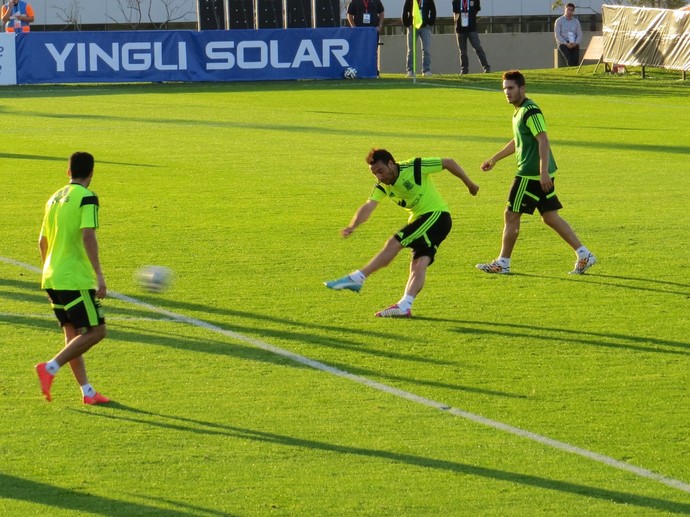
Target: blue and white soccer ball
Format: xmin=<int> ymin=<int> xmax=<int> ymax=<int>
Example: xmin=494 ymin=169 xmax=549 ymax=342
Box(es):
xmin=343 ymin=67 xmax=358 ymax=79
xmin=136 ymin=265 xmax=173 ymax=293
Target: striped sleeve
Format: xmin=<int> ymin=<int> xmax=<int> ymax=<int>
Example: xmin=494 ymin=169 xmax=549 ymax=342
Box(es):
xmin=524 ymin=108 xmax=548 ymax=136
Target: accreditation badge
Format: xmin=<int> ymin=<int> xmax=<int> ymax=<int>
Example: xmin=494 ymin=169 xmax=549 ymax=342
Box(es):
xmin=363 ymin=13 xmax=371 ymax=24
xmin=461 ymin=12 xmax=469 ymax=27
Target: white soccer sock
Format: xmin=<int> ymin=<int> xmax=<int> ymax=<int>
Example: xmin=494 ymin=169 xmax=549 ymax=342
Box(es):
xmin=81 ymin=383 xmax=96 ymax=397
xmin=349 ymin=270 xmax=366 ymax=283
xmin=575 ymin=246 xmax=590 ymax=260
xmin=497 ymin=256 xmax=511 ymax=266
xmin=397 ymin=295 xmax=415 ymax=312
xmin=45 ymin=360 xmax=60 ymax=375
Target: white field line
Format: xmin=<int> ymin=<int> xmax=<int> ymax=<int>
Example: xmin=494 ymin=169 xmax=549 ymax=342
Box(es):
xmin=2 ymin=255 xmax=689 ymax=495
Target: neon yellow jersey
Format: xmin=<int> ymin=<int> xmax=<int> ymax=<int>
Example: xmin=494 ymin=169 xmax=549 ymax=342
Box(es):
xmin=40 ymin=183 xmax=100 ymax=290
xmin=369 ymin=157 xmax=448 ymax=222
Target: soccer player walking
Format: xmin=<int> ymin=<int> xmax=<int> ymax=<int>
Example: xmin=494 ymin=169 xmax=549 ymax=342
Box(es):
xmin=35 ymin=152 xmax=110 ymax=404
xmin=325 ymin=148 xmax=479 ymax=318
xmin=477 ymin=70 xmax=595 ymax=275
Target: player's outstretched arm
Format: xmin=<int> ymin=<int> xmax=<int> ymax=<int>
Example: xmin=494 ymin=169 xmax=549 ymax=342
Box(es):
xmin=481 ymin=139 xmax=516 ymax=171
xmin=442 ymin=158 xmax=479 ymax=196
xmin=341 ymin=199 xmax=379 ymax=237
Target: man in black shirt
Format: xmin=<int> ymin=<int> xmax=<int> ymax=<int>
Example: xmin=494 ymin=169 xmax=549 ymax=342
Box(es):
xmin=347 ymin=0 xmax=385 ymax=75
xmin=451 ymin=0 xmax=490 ymax=74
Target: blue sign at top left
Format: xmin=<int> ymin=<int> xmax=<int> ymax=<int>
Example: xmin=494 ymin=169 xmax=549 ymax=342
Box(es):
xmin=15 ymin=28 xmax=378 ymax=84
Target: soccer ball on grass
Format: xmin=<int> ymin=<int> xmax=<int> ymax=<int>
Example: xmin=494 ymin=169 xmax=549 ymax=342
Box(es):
xmin=135 ymin=265 xmax=173 ymax=293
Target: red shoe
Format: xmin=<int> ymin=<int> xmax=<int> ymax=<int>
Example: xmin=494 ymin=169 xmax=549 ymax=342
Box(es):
xmin=83 ymin=393 xmax=111 ymax=405
xmin=35 ymin=363 xmax=54 ymax=402
xmin=375 ymin=304 xmax=412 ymax=318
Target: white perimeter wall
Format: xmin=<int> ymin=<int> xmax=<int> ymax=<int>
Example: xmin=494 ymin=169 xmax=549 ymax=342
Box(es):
xmin=380 ymin=31 xmax=600 ymax=73
xmin=25 ymin=0 xmax=690 ymax=27
xmin=29 ymin=0 xmax=609 ymax=26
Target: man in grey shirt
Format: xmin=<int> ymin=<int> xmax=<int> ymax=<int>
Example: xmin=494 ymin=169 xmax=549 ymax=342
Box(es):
xmin=554 ymin=2 xmax=582 ymax=66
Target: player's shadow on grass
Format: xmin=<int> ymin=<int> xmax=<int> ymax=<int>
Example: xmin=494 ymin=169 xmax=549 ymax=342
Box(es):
xmin=0 ymin=288 xmax=524 ymax=400
xmin=514 ymin=271 xmax=690 ymax=297
xmin=107 ymin=324 xmax=522 ymax=399
xmin=17 ymin=107 xmax=470 ymax=145
xmin=0 ymin=151 xmax=160 ymax=168
xmin=76 ymin=405 xmax=690 ymax=515
xmin=0 ymin=276 xmax=48 ymax=305
xmin=0 ymin=276 xmax=42 ymax=290
xmin=0 ymin=472 xmax=228 ymax=517
xmin=591 ymin=273 xmax=690 ymax=293
xmin=109 ymin=317 xmax=449 ymax=367
xmin=0 ymin=313 xmax=59 ymax=332
xmin=110 ymin=293 xmax=456 ymax=368
xmin=0 ymin=152 xmax=69 ymax=163
xmin=414 ymin=317 xmax=690 ymax=356
xmin=563 ymin=139 xmax=690 ymax=156
xmin=318 ymin=356 xmax=526 ymax=399
xmin=0 ymin=289 xmax=47 ymax=306
xmin=116 ymin=293 xmax=405 ymax=340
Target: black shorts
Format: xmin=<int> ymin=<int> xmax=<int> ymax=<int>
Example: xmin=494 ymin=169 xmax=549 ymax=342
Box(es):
xmin=394 ymin=211 xmax=452 ymax=265
xmin=46 ymin=289 xmax=105 ymax=329
xmin=507 ymin=176 xmax=563 ymax=215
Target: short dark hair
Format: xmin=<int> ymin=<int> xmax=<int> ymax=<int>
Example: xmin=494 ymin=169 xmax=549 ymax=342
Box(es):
xmin=502 ymin=69 xmax=526 ymax=87
xmin=366 ymin=148 xmax=395 ymax=165
xmin=566 ymin=3 xmax=575 ymax=9
xmin=69 ymin=152 xmax=95 ymax=179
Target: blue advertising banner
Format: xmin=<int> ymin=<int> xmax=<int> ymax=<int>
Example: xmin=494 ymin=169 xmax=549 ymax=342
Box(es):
xmin=16 ymin=28 xmax=378 ymax=84
xmin=0 ymin=33 xmax=17 ymax=85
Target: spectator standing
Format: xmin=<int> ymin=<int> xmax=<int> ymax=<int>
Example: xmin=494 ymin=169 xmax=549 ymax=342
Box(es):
xmin=554 ymin=3 xmax=582 ymax=67
xmin=402 ymin=0 xmax=436 ymax=77
xmin=347 ymin=0 xmax=385 ymax=75
xmin=452 ymin=0 xmax=490 ymax=74
xmin=1 ymin=0 xmax=34 ymax=33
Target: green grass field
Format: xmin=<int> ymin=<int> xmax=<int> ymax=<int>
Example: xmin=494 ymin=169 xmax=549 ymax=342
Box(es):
xmin=1 ymin=67 xmax=689 ymax=516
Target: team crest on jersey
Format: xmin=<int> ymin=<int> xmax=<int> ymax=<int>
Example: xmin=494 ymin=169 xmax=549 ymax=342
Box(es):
xmin=402 ymin=180 xmax=414 ymax=191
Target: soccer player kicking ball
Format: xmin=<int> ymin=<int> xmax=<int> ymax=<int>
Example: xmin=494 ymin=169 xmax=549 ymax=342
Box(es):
xmin=325 ymin=148 xmax=479 ymax=318
xmin=35 ymin=152 xmax=110 ymax=405
xmin=476 ymin=70 xmax=596 ymax=275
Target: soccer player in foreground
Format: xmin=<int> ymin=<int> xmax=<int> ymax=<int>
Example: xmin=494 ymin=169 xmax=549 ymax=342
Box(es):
xmin=477 ymin=70 xmax=596 ymax=275
xmin=35 ymin=152 xmax=110 ymax=404
xmin=325 ymin=148 xmax=479 ymax=318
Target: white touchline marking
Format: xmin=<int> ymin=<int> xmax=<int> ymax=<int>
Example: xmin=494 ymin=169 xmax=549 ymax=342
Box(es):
xmin=2 ymin=256 xmax=689 ymax=494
